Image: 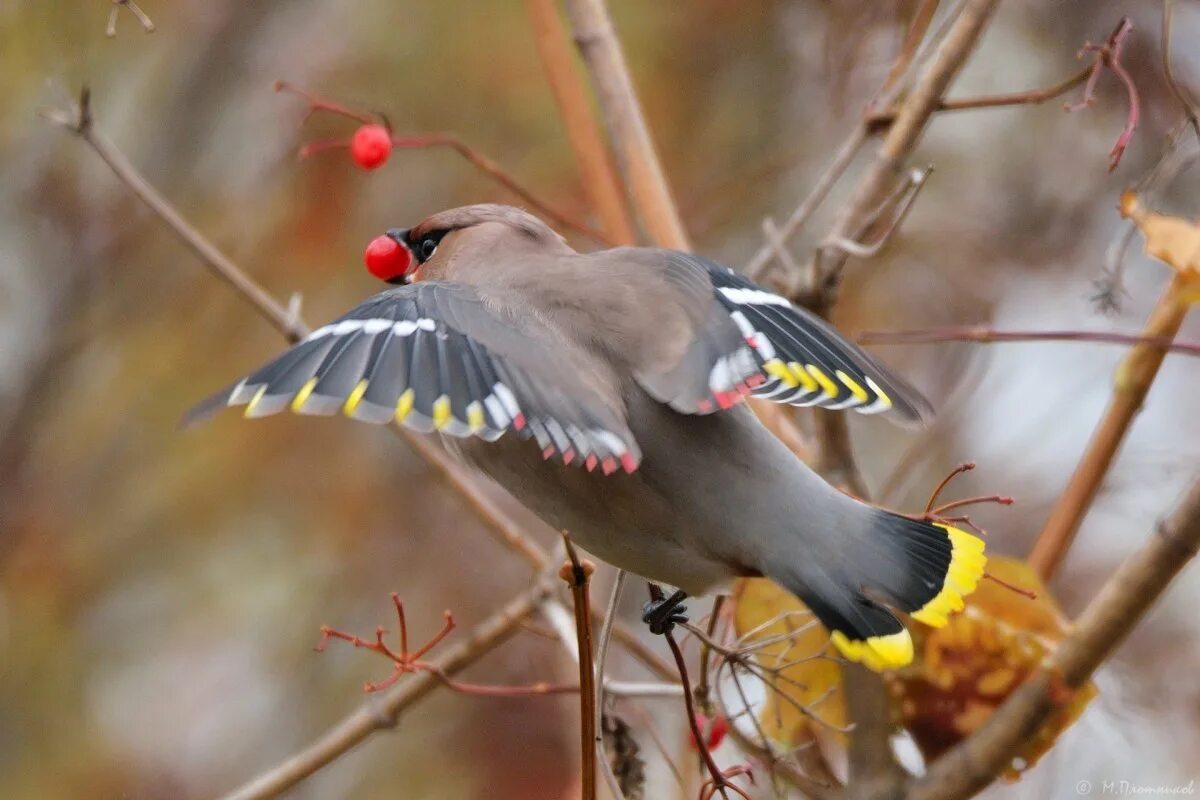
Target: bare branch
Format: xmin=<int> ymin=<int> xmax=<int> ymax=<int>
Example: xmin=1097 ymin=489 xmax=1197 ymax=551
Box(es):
xmin=559 ymin=537 xmax=598 ymax=800
xmin=524 ymin=0 xmax=637 ymax=245
xmin=563 ymin=0 xmax=690 ymax=249
xmin=41 ymin=89 xmax=308 ymax=344
xmin=1028 ymin=274 xmax=1193 ymax=578
xmin=865 ymin=65 xmax=1092 ymax=128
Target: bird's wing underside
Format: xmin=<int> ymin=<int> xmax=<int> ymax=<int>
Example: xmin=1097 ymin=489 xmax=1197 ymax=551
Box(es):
xmin=186 ymin=282 xmax=641 ymax=473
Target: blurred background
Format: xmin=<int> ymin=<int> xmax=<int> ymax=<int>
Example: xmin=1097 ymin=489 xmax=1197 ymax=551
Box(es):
xmin=1 ymin=1 xmax=1198 ymax=798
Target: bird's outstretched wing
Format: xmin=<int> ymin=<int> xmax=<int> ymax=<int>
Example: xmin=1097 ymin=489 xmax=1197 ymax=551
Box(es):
xmin=185 ymin=282 xmax=641 ymax=472
xmin=628 ymin=251 xmax=932 ymax=424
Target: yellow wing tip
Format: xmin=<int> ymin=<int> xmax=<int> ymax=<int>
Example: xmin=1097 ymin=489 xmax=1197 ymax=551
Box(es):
xmin=291 ymin=377 xmax=318 ymax=413
xmin=432 ymin=395 xmax=452 ymax=429
xmin=911 ymin=524 xmax=988 ymax=628
xmin=831 ymin=629 xmax=914 ymax=672
xmin=342 ymin=379 xmax=370 ymax=417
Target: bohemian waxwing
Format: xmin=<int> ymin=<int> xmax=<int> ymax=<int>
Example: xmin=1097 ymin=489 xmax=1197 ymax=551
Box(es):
xmin=188 ymin=204 xmax=986 ymax=672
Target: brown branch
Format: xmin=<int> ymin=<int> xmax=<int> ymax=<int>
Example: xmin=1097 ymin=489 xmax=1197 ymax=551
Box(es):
xmin=524 ymin=0 xmax=637 ymax=246
xmin=816 ymin=0 xmax=1002 ymax=303
xmin=743 ymin=126 xmax=870 ymax=280
xmin=909 ymin=478 xmax=1200 ymax=800
xmin=563 ymin=0 xmax=690 ymax=250
xmin=219 ymin=572 xmax=561 ymax=800
xmin=559 ymin=537 xmax=598 ymax=800
xmin=1028 ymin=275 xmax=1192 ymax=578
xmin=857 ymin=325 xmax=1200 ymax=357
xmin=880 ymin=0 xmax=943 ymax=96
xmin=865 ymin=65 xmax=1092 ymax=128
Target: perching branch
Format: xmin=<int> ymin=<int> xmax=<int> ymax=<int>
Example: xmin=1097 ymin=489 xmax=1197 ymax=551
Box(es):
xmin=559 ymin=538 xmax=599 ymax=800
xmin=909 ymin=478 xmax=1200 ymax=800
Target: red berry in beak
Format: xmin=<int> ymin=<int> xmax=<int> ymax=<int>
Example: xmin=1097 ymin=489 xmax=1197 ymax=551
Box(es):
xmin=350 ymin=124 xmax=392 ymax=170
xmin=364 ymin=235 xmax=412 ymax=282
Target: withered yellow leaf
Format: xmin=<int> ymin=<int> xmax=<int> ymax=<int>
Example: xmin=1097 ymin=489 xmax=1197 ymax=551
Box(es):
xmin=729 ymin=578 xmax=847 ymax=779
xmin=890 ymin=557 xmax=1096 ymax=780
xmin=1120 ymin=190 xmax=1200 ymax=280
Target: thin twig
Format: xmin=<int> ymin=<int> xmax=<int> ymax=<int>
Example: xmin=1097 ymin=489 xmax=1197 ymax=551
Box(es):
xmin=804 ymin=1 xmax=1005 ymax=792
xmin=41 ymin=89 xmax=308 ymax=344
xmin=743 ymin=126 xmax=870 ymax=280
xmin=664 ymin=628 xmax=752 ymax=800
xmin=561 ymin=535 xmax=598 ymax=800
xmin=866 ymin=64 xmax=1092 ymax=128
xmin=1062 ymin=18 xmax=1140 ymax=172
xmin=1162 ymin=0 xmax=1200 ymax=141
xmin=857 ymin=325 xmax=1200 ymax=357
xmin=524 ymin=0 xmax=637 ymax=245
xmin=694 ymin=595 xmax=726 ymax=716
xmin=1028 ymin=274 xmax=1192 ymax=578
xmin=105 ymin=0 xmax=155 ymax=37
xmin=219 ymin=572 xmax=561 ymax=800
xmin=277 ymin=81 xmax=611 ymax=245
xmin=909 ymin=478 xmax=1200 ymax=800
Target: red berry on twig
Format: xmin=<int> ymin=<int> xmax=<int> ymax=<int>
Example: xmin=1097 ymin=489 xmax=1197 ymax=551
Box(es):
xmin=350 ymin=124 xmax=392 ymax=170
xmin=689 ymin=712 xmax=729 ymax=751
xmin=364 ymin=235 xmax=412 ymax=282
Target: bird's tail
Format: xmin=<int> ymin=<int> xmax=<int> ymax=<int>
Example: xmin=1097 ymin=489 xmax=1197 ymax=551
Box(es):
xmin=766 ymin=510 xmax=986 ymax=672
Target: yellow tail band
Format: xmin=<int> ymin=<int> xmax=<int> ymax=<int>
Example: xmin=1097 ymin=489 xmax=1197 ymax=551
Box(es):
xmin=831 ymin=629 xmax=914 ymax=672
xmin=910 ymin=524 xmax=987 ymax=628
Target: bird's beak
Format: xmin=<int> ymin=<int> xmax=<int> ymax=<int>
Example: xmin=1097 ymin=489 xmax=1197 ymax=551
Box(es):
xmin=384 ymin=228 xmax=415 ymax=284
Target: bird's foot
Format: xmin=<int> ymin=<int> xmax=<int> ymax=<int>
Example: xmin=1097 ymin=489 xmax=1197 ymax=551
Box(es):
xmin=642 ymin=588 xmax=688 ymax=635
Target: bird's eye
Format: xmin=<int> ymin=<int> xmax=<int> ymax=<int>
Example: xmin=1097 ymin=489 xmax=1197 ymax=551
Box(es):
xmin=418 ymin=236 xmax=439 ymax=261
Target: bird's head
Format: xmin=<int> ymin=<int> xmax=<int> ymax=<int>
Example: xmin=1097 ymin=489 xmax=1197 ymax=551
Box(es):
xmin=362 ymin=204 xmax=568 ymax=285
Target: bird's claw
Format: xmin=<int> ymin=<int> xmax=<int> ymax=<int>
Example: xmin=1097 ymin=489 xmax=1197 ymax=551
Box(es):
xmin=642 ymin=591 xmax=688 ymax=635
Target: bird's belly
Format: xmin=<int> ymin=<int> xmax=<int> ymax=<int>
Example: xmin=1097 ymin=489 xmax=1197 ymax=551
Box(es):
xmin=441 ymin=433 xmax=740 ymax=594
